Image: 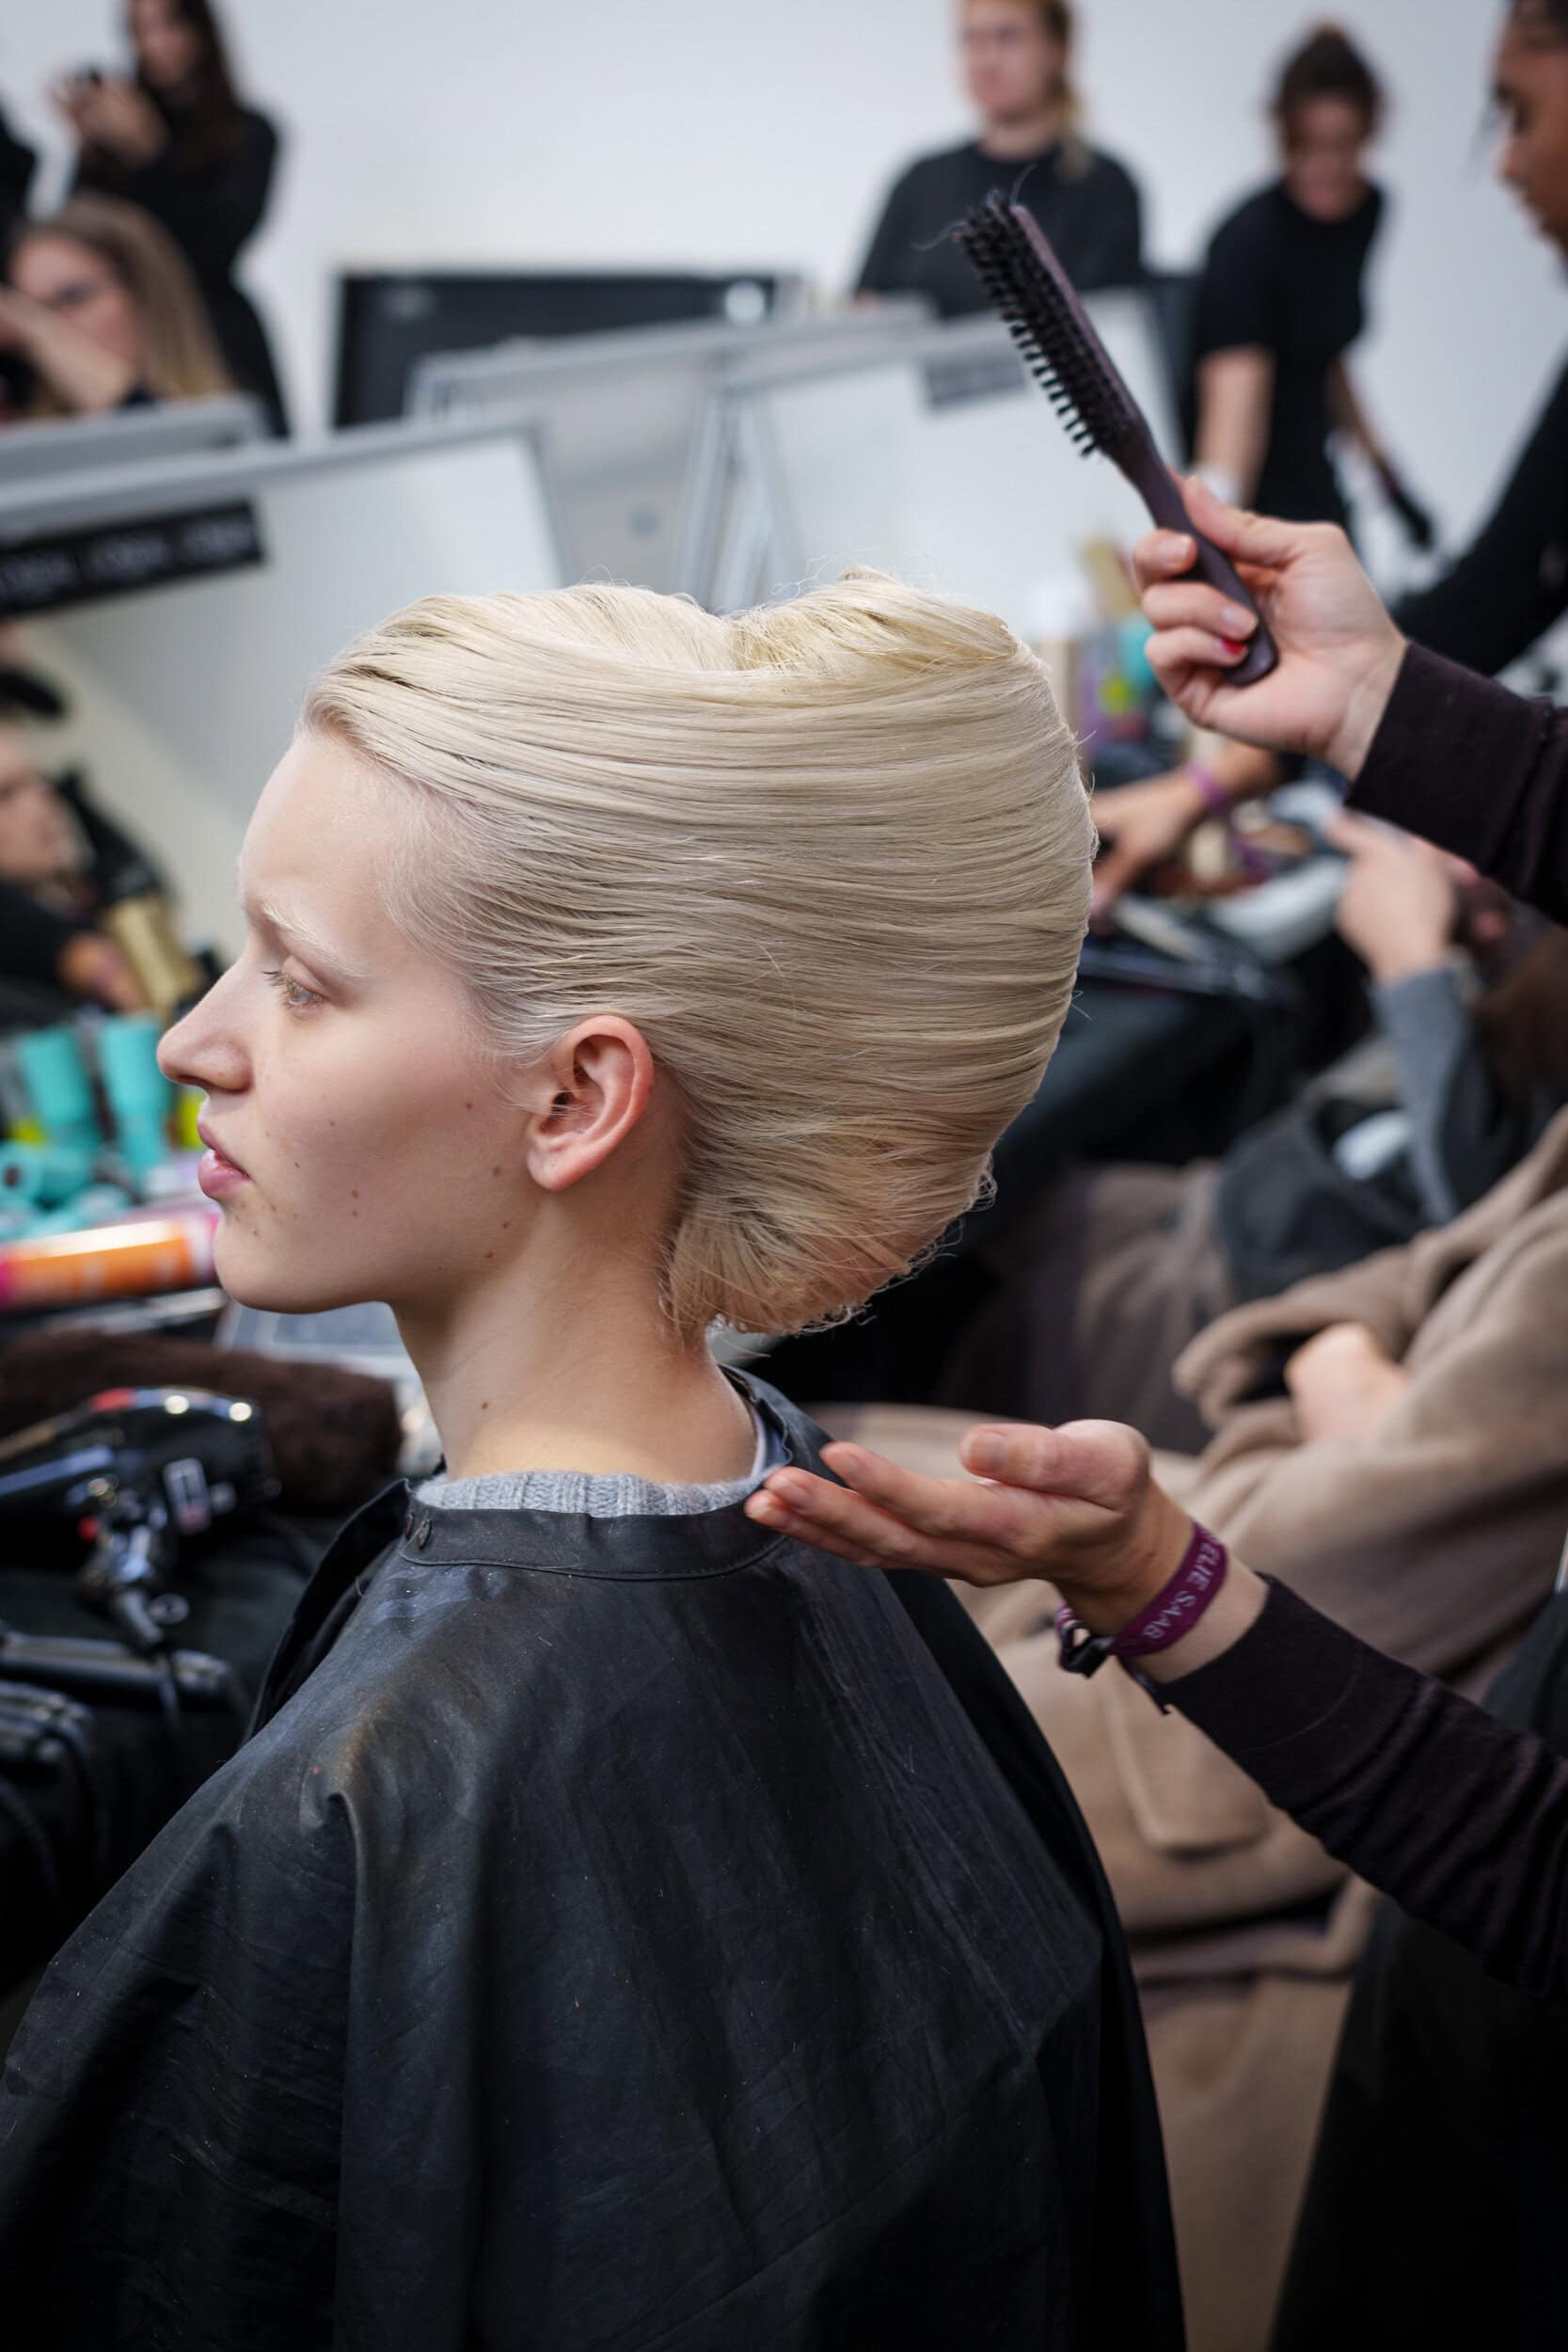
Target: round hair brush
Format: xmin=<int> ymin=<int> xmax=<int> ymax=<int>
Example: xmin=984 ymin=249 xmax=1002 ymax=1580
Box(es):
xmin=955 ymin=193 xmax=1277 ymax=687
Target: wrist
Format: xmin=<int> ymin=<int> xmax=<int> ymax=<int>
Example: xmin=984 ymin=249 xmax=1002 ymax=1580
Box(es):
xmin=1366 ymin=938 xmax=1449 ymax=986
xmin=1181 ymin=760 xmax=1235 ymax=821
xmin=1057 ymin=1484 xmax=1195 ymax=1638
xmin=1326 ymin=631 xmax=1407 ymax=783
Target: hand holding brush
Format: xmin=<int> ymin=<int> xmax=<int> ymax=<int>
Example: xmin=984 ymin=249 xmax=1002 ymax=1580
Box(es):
xmin=956 ymin=193 xmax=1280 ymax=684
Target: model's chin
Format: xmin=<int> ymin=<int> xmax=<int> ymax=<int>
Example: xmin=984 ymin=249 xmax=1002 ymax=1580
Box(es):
xmin=213 ymin=1223 xmax=385 ymax=1318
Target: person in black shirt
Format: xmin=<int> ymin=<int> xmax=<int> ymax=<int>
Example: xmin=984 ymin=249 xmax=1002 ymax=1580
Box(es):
xmin=55 ymin=0 xmax=286 ymax=428
xmin=1192 ymin=25 xmax=1424 ymax=538
xmin=0 ymin=101 xmax=36 ymax=247
xmin=857 ymin=0 xmax=1143 ymax=317
xmin=0 ymin=99 xmax=38 ymax=420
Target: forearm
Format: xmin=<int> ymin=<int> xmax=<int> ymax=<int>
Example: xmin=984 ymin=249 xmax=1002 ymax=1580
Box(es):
xmin=1196 ymin=350 xmax=1273 ymax=508
xmin=1327 ymin=360 xmax=1384 ymax=467
xmin=1062 ymin=1519 xmax=1568 ymax=2006
xmin=1167 ymin=1580 xmax=1568 ymax=2004
xmin=1350 ymin=645 xmax=1568 ymax=926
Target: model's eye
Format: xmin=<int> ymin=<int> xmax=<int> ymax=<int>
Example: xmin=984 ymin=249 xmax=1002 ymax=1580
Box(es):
xmin=260 ymin=966 xmax=325 ymax=1013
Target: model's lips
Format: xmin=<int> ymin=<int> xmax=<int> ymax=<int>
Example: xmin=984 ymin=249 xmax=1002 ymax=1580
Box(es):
xmin=196 ymin=1122 xmax=251 ymax=1200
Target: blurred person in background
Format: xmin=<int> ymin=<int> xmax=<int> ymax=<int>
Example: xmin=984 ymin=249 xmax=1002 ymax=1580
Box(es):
xmin=0 ymin=194 xmax=233 ymax=420
xmin=857 ymin=0 xmax=1143 ymax=315
xmin=56 ymin=0 xmax=285 ymax=427
xmin=0 ymin=723 xmax=147 ymax=1012
xmin=0 ymin=100 xmax=36 ymax=246
xmin=938 ymin=816 xmax=1568 ymax=1449
xmin=1092 ymin=0 xmax=1568 ymax=919
xmin=1190 ymin=24 xmax=1430 ymax=542
xmin=0 ymin=95 xmax=39 ymax=420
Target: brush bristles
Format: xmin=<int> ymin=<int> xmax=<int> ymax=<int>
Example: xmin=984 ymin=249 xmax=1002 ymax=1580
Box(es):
xmin=954 ymin=195 xmax=1138 ymax=461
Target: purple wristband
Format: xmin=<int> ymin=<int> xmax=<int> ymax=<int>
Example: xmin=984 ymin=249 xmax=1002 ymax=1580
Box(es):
xmin=1107 ymin=1522 xmax=1228 ymax=1657
xmin=1185 ymin=763 xmax=1273 ymax=884
xmin=1055 ymin=1523 xmax=1229 ymax=1704
xmin=1184 ymin=762 xmax=1233 ymax=822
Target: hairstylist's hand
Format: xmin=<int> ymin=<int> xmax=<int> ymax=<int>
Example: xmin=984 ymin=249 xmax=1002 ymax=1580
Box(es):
xmin=1327 ymin=812 xmax=1464 ymax=984
xmin=746 ymin=1420 xmax=1191 ymax=1621
xmin=1133 ymin=476 xmax=1406 ymax=781
xmin=0 ymin=285 xmax=136 ymax=415
xmin=56 ymin=931 xmax=143 ymax=1011
xmin=1089 ymin=771 xmax=1210 ymax=918
xmin=58 ymin=77 xmax=166 ymax=166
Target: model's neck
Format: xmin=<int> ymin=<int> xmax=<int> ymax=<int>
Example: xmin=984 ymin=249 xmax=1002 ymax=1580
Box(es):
xmin=977 ymin=100 xmax=1067 ymax=162
xmin=398 ymin=1248 xmax=755 ymax=1486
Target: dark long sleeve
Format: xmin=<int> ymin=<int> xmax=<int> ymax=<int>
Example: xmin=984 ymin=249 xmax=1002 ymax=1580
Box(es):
xmin=1349 ymin=643 xmax=1568 ymax=925
xmin=1169 ymin=1579 xmax=1568 ymax=2006
xmin=0 ymin=105 xmax=37 ymax=230
xmin=1395 ymin=358 xmax=1568 ymax=678
xmin=75 ymin=111 xmax=277 ymax=283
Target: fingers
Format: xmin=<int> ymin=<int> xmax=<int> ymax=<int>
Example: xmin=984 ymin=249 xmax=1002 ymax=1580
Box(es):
xmin=1146 ymin=626 xmax=1253 ymax=683
xmin=1323 ymin=809 xmax=1375 ymax=857
xmin=744 ymin=1462 xmax=994 ymax=1581
xmin=959 ymin=1419 xmax=1148 ymax=1511
xmin=1181 ymin=475 xmax=1326 ymax=573
xmin=1141 ymin=579 xmax=1259 ymax=641
xmin=1132 ymin=527 xmax=1198 ymax=592
xmin=1089 ymin=839 xmax=1141 ymax=920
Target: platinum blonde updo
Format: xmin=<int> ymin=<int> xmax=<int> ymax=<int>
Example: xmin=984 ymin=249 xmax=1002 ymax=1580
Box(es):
xmin=303 ymin=571 xmax=1091 ymax=1339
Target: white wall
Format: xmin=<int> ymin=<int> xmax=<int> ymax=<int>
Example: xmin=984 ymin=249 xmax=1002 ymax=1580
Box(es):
xmin=3 ymin=0 xmax=1563 ymax=548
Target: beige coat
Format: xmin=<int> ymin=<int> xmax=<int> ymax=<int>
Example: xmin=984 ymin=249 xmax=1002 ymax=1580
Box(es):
xmin=820 ymin=1105 xmax=1568 ymax=2352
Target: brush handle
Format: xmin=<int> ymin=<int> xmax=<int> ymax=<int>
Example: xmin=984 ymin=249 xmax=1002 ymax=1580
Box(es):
xmin=1126 ymin=445 xmax=1277 ymax=688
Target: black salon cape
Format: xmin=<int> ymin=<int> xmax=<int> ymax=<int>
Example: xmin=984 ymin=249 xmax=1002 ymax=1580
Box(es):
xmin=0 ymin=1380 xmax=1180 ymax=2350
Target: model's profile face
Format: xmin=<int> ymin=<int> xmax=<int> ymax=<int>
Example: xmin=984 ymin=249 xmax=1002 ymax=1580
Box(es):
xmin=10 ymin=234 xmax=145 ymax=375
xmin=1282 ymin=98 xmax=1372 ymax=222
xmin=159 ymin=734 xmax=538 ymax=1317
xmin=961 ymin=0 xmax=1063 ymax=127
xmin=1495 ymin=12 xmax=1568 ymax=258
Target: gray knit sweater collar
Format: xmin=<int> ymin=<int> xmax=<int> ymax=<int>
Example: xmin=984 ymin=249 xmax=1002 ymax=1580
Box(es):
xmin=417 ymin=1404 xmax=780 ymax=1518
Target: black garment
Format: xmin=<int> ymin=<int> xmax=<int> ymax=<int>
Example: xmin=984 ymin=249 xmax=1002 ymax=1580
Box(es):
xmin=74 ymin=95 xmax=286 ymax=427
xmin=1397 ymin=354 xmax=1568 ymax=678
xmin=1191 ymin=180 xmax=1384 ymax=527
xmin=1266 ymin=1594 xmax=1568 ymax=2351
xmin=857 ymin=138 xmax=1144 ymax=317
xmin=0 ymin=103 xmax=35 ymax=242
xmin=1350 ymin=643 xmax=1568 ymax=928
xmin=0 ymin=1379 xmax=1182 ymax=2352
xmin=0 ymin=105 xmax=38 ymax=419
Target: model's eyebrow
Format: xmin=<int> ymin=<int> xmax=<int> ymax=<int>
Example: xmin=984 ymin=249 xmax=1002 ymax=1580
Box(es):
xmin=240 ymin=890 xmax=372 ymax=986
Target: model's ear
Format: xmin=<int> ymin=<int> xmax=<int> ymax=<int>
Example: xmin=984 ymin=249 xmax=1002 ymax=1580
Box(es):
xmin=524 ymin=1016 xmax=656 ymax=1192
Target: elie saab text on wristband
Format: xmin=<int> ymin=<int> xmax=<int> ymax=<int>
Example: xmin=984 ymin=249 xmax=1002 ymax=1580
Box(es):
xmin=1056 ymin=1523 xmax=1228 ymax=1710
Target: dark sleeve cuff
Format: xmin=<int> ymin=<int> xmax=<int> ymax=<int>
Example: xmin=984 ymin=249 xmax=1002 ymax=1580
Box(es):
xmin=1163 ymin=1580 xmax=1376 ymax=1772
xmin=1350 ymin=643 xmax=1567 ymax=922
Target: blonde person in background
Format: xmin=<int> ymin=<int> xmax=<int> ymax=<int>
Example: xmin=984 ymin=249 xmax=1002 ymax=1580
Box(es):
xmin=0 ymin=193 xmax=232 ymax=421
